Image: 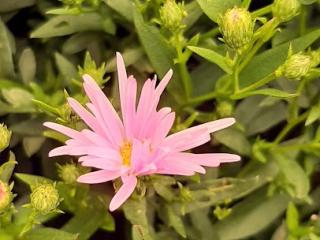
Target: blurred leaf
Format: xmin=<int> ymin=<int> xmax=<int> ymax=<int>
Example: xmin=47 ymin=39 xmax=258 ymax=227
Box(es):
xmin=184 ymin=1 xmax=202 ymax=29
xmin=23 ymin=228 xmax=78 ymax=240
xmin=123 ymin=198 xmax=153 ymax=240
xmin=232 ymin=88 xmax=297 ymax=99
xmin=107 ymin=47 xmax=144 ymax=72
xmin=55 ymin=52 xmax=78 ymax=85
xmin=1 ymin=88 xmax=33 ymax=108
xmin=18 ymin=48 xmax=36 ymax=84
xmin=273 ymin=153 xmax=310 ymax=200
xmin=15 ymin=173 xmax=53 ymax=187
xmin=213 ymin=190 xmax=290 ymax=240
xmin=22 ymin=137 xmax=45 ymax=157
xmin=62 ymin=206 xmax=112 ymax=240
xmin=0 ymin=18 xmax=14 ymax=79
xmin=10 ymin=118 xmax=45 ymax=136
xmin=166 ymin=206 xmax=186 ymax=238
xmin=196 ymin=0 xmax=241 ymax=23
xmin=298 ymin=0 xmax=317 ymax=4
xmin=104 ymin=0 xmax=133 ymax=21
xmin=62 ymin=32 xmax=102 ymax=55
xmin=182 ymin=176 xmax=271 ymax=213
xmin=0 ymin=0 xmax=35 ymax=13
xmin=0 ymin=151 xmax=17 ymax=183
xmin=214 ymin=127 xmax=251 ymax=156
xmin=152 ymin=175 xmax=177 ymax=202
xmin=240 ymin=29 xmax=320 ymax=88
xmin=188 ymin=46 xmax=232 ymax=74
xmin=305 ymin=103 xmax=320 ymax=126
xmin=31 ymin=13 xmax=115 ymax=38
xmin=286 ymin=202 xmax=299 ymax=232
xmin=133 ymin=8 xmax=185 ymax=103
xmin=235 ymin=96 xmax=287 ymax=136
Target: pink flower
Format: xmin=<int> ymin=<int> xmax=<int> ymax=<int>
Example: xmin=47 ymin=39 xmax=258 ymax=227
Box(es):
xmin=44 ymin=53 xmax=240 ymax=211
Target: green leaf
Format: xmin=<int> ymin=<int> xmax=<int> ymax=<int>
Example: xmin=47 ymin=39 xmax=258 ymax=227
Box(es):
xmin=273 ymin=153 xmax=310 ymax=200
xmin=298 ymin=0 xmax=317 ymax=4
xmin=107 ymin=47 xmax=144 ymax=72
xmin=123 ymin=198 xmax=153 ymax=240
xmin=0 ymin=19 xmax=15 ymax=79
xmin=0 ymin=152 xmax=17 ymax=183
xmin=31 ymin=13 xmax=115 ymax=38
xmin=0 ymin=0 xmax=35 ymax=13
xmin=166 ymin=206 xmax=186 ymax=238
xmin=104 ymin=0 xmax=133 ymax=21
xmin=286 ymin=202 xmax=300 ymax=232
xmin=235 ymin=96 xmax=287 ymax=136
xmin=54 ymin=52 xmax=78 ymax=85
xmin=15 ymin=173 xmax=53 ymax=187
xmin=23 ymin=228 xmax=78 ymax=240
xmin=133 ymin=8 xmax=185 ymax=103
xmin=1 ymin=88 xmax=33 ymax=108
xmin=181 ymin=177 xmax=270 ymax=213
xmin=240 ymin=29 xmax=320 ymax=88
xmin=305 ymin=103 xmax=320 ymax=126
xmin=214 ymin=127 xmax=251 ymax=156
xmin=232 ymin=88 xmax=297 ymax=99
xmin=196 ymin=0 xmax=241 ymax=23
xmin=62 ymin=207 xmax=112 ymax=240
xmin=188 ymin=46 xmax=232 ymax=74
xmin=18 ymin=48 xmax=36 ymax=84
xmin=184 ymin=1 xmax=203 ymax=29
xmin=22 ymin=137 xmax=45 ymax=157
xmin=213 ymin=190 xmax=290 ymax=240
xmin=62 ymin=32 xmax=102 ymax=55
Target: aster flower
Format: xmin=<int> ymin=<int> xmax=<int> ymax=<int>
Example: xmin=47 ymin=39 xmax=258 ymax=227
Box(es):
xmin=44 ymin=53 xmax=240 ymax=211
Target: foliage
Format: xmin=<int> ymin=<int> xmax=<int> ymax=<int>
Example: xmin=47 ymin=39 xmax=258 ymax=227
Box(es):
xmin=0 ymin=0 xmax=320 ymax=239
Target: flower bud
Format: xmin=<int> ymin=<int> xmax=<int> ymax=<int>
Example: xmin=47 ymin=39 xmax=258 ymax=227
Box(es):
xmin=272 ymin=0 xmax=301 ymax=22
xmin=276 ymin=53 xmax=312 ymax=80
xmin=58 ymin=163 xmax=87 ymax=184
xmin=217 ymin=101 xmax=233 ymax=117
xmin=309 ymin=49 xmax=320 ymax=68
xmin=0 ymin=124 xmax=11 ymax=152
xmin=30 ymin=183 xmax=60 ymax=214
xmin=159 ymin=0 xmax=187 ymax=32
xmin=0 ymin=181 xmax=13 ymax=212
xmin=219 ymin=7 xmax=254 ymax=50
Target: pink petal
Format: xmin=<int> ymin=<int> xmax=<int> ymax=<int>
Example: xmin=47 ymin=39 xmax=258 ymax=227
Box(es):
xmin=205 ymin=118 xmax=236 ymax=133
xmin=151 ymin=112 xmax=175 ymax=146
xmin=82 ymin=74 xmax=124 ymax=147
xmin=123 ymin=76 xmax=137 ymax=139
xmin=81 ymin=157 xmax=121 ymax=170
xmin=44 ymin=122 xmax=82 ymax=139
xmin=109 ymin=175 xmax=137 ymax=211
xmin=77 ymin=170 xmax=121 ymax=184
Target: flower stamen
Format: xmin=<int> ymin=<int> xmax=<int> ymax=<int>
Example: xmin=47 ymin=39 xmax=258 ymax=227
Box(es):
xmin=120 ymin=142 xmax=132 ymax=166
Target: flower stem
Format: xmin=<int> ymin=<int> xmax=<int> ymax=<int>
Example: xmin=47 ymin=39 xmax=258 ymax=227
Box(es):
xmin=252 ymin=5 xmax=272 ymax=18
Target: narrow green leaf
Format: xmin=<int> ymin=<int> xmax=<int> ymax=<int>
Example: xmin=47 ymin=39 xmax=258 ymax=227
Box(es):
xmin=23 ymin=227 xmax=78 ymax=240
xmin=196 ymin=0 xmax=241 ymax=23
xmin=133 ymin=8 xmax=185 ymax=102
xmin=104 ymin=0 xmax=133 ymax=22
xmin=240 ymin=29 xmax=320 ymax=87
xmin=232 ymin=88 xmax=297 ymax=99
xmin=213 ymin=190 xmax=290 ymax=240
xmin=166 ymin=206 xmax=186 ymax=238
xmin=184 ymin=1 xmax=203 ymax=29
xmin=0 ymin=152 xmax=17 ymax=183
xmin=15 ymin=173 xmax=53 ymax=187
xmin=54 ymin=52 xmax=78 ymax=85
xmin=31 ymin=13 xmax=115 ymax=38
xmin=273 ymin=153 xmax=310 ymax=200
xmin=305 ymin=103 xmax=320 ymax=126
xmin=188 ymin=46 xmax=232 ymax=74
xmin=18 ymin=48 xmax=36 ymax=84
xmin=286 ymin=202 xmax=300 ymax=232
xmin=0 ymin=19 xmax=15 ymax=79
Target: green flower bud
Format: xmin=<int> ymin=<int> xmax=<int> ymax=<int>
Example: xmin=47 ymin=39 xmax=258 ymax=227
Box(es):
xmin=159 ymin=0 xmax=187 ymax=32
xmin=0 ymin=124 xmax=11 ymax=152
xmin=219 ymin=7 xmax=254 ymax=50
xmin=58 ymin=163 xmax=87 ymax=184
xmin=216 ymin=101 xmax=233 ymax=117
xmin=272 ymin=0 xmax=301 ymax=22
xmin=0 ymin=181 xmax=13 ymax=212
xmin=30 ymin=183 xmax=60 ymax=214
xmin=276 ymin=53 xmax=312 ymax=80
xmin=309 ymin=49 xmax=320 ymax=68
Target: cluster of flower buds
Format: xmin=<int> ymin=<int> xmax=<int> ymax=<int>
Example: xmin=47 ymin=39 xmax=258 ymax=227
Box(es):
xmin=159 ymin=0 xmax=187 ymax=33
xmin=57 ymin=162 xmax=87 ymax=184
xmin=30 ymin=183 xmax=61 ymax=214
xmin=272 ymin=0 xmax=301 ymax=22
xmin=276 ymin=50 xmax=312 ymax=80
xmin=0 ymin=124 xmax=11 ymax=152
xmin=0 ymin=181 xmax=13 ymax=212
xmin=219 ymin=7 xmax=254 ymax=52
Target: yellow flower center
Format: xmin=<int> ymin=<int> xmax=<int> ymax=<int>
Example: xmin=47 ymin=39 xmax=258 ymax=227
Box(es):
xmin=120 ymin=142 xmax=132 ymax=166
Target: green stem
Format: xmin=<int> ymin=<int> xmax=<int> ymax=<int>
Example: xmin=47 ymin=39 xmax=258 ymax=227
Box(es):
xmin=235 ymin=72 xmax=276 ymax=95
xmin=252 ymin=5 xmax=272 ymax=18
xmin=176 ymin=42 xmax=192 ymax=99
xmin=274 ymin=111 xmax=309 ymax=144
xmin=233 ymin=58 xmax=240 ymax=93
xmin=239 ymin=18 xmax=279 ymax=72
xmin=242 ymin=0 xmax=252 ymax=9
xmin=288 ymin=77 xmax=308 ymax=119
xmin=299 ymin=6 xmax=307 ymax=36
xmin=185 ymin=91 xmax=217 ymax=106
